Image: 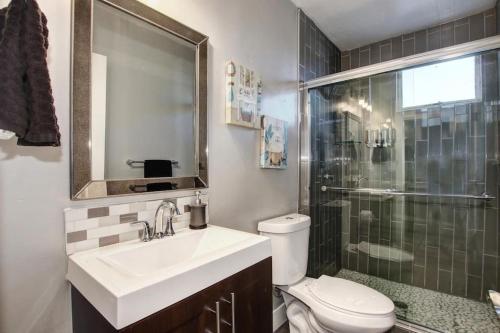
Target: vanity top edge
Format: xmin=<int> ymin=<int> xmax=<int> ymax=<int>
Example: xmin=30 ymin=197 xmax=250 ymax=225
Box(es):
xmin=66 ymin=225 xmax=271 ymax=329
xmin=66 ymin=225 xmax=271 ymax=296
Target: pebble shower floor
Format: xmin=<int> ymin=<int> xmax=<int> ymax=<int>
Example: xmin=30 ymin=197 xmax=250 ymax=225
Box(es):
xmin=336 ymin=269 xmax=500 ymax=333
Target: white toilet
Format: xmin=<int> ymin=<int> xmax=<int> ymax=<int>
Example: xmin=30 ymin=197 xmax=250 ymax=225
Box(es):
xmin=258 ymin=214 xmax=395 ymax=333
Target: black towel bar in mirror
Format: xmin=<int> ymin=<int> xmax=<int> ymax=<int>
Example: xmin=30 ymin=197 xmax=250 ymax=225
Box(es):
xmin=126 ymin=159 xmax=180 ymax=168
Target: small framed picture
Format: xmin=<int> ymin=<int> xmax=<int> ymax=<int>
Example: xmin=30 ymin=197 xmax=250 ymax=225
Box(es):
xmin=260 ymin=116 xmax=288 ymax=169
xmin=225 ymin=60 xmax=262 ymax=129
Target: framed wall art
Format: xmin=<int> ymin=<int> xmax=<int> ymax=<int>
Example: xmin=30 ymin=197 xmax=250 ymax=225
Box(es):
xmin=225 ymin=60 xmax=262 ymax=129
xmin=260 ymin=116 xmax=288 ymax=169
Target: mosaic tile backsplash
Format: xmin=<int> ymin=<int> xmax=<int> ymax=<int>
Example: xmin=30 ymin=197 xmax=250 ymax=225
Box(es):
xmin=64 ymin=194 xmax=208 ymax=255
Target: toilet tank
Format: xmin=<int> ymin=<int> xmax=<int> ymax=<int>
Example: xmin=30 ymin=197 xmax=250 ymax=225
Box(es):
xmin=258 ymin=214 xmax=311 ymax=285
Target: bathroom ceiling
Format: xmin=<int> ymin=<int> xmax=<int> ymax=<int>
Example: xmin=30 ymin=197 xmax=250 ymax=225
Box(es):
xmin=291 ymin=0 xmax=497 ymax=50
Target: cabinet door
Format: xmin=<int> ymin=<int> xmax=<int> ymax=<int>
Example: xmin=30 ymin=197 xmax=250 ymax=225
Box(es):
xmin=121 ymin=287 xmax=221 ymax=333
xmin=219 ymin=258 xmax=273 ymax=333
xmin=233 ymin=278 xmax=272 ymax=333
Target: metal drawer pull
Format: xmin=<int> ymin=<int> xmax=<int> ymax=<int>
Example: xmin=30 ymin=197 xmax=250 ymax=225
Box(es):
xmin=220 ymin=292 xmax=236 ymax=333
xmin=231 ymin=292 xmax=235 ymax=333
xmin=220 ymin=318 xmax=232 ymax=327
xmin=216 ymin=302 xmax=221 ymax=333
xmin=205 ymin=301 xmax=221 ymax=333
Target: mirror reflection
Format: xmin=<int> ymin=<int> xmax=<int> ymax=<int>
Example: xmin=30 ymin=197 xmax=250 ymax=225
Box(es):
xmin=91 ymin=0 xmax=197 ymax=181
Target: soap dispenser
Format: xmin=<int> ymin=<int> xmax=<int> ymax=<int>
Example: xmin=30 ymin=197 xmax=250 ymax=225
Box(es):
xmin=189 ymin=191 xmax=207 ymax=229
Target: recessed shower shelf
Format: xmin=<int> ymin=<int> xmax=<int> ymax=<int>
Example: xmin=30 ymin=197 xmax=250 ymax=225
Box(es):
xmin=320 ymin=186 xmax=496 ymax=200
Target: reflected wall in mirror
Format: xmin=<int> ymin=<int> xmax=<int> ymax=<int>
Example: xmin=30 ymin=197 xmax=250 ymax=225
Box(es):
xmin=72 ymin=0 xmax=208 ymax=199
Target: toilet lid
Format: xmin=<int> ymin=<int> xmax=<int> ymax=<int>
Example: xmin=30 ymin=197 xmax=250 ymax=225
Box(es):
xmin=308 ymin=275 xmax=394 ymax=316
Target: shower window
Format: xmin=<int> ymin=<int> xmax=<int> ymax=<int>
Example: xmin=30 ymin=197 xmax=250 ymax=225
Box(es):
xmin=302 ymin=48 xmax=500 ymax=333
xmin=402 ymin=56 xmax=480 ymax=109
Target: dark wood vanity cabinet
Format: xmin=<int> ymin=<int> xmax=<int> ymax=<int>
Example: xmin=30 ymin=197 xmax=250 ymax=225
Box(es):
xmin=72 ymin=258 xmax=272 ymax=333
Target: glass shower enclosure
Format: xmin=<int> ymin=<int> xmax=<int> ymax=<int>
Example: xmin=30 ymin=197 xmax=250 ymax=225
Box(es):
xmin=300 ymin=42 xmax=500 ymax=332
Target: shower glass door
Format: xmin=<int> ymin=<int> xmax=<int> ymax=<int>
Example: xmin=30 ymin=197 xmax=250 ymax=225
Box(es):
xmin=303 ymin=49 xmax=500 ymax=333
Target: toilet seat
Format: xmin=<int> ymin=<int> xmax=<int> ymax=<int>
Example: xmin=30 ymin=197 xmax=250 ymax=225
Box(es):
xmin=279 ymin=276 xmax=395 ymax=333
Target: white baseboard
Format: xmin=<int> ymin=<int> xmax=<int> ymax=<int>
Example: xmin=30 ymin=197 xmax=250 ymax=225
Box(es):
xmin=273 ymin=302 xmax=287 ymax=332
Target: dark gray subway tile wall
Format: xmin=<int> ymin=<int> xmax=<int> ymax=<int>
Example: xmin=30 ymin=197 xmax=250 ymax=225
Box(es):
xmin=306 ymin=88 xmax=343 ymax=278
xmin=341 ymin=8 xmax=497 ymax=71
xmin=326 ymin=51 xmax=500 ymax=303
xmin=300 ymin=5 xmax=500 ymax=303
xmin=298 ymin=10 xmax=342 ymax=277
xmin=299 ymin=10 xmax=341 ymax=82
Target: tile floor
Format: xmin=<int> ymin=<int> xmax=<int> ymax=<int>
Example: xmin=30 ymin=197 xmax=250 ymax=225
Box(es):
xmin=336 ymin=269 xmax=500 ymax=333
xmin=276 ymin=270 xmax=500 ymax=332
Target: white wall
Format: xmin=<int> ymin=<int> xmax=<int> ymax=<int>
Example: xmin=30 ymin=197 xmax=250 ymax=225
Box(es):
xmin=91 ymin=53 xmax=107 ymax=180
xmin=0 ymin=0 xmax=298 ymax=332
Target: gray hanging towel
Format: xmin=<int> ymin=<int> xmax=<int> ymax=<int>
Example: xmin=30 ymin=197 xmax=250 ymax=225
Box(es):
xmin=0 ymin=0 xmax=60 ymax=146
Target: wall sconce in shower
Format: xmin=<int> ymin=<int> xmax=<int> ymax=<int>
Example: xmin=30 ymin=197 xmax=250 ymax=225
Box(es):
xmin=358 ymin=99 xmax=372 ymax=112
xmin=365 ymin=127 xmax=396 ymax=148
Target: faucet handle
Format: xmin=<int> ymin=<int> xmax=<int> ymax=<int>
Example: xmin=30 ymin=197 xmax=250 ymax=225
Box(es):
xmin=164 ymin=201 xmax=180 ymax=216
xmin=132 ymin=220 xmax=152 ymax=242
xmin=164 ymin=215 xmax=176 ymax=237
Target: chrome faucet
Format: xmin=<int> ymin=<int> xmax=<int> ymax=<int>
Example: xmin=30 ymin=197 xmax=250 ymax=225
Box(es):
xmin=131 ymin=201 xmax=181 ymax=242
xmin=131 ymin=220 xmax=153 ymax=242
xmin=154 ymin=200 xmax=180 ymax=237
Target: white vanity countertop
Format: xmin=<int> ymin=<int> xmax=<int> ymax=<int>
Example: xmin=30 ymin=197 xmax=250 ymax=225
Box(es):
xmin=66 ymin=225 xmax=271 ymax=329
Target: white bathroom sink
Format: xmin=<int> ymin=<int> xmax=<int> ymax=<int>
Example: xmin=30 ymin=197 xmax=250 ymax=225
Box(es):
xmin=66 ymin=225 xmax=271 ymax=329
xmin=99 ymin=226 xmax=256 ymax=277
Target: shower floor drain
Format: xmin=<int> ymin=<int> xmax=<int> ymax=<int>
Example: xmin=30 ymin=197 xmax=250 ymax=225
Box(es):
xmin=394 ymin=301 xmax=408 ymax=309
